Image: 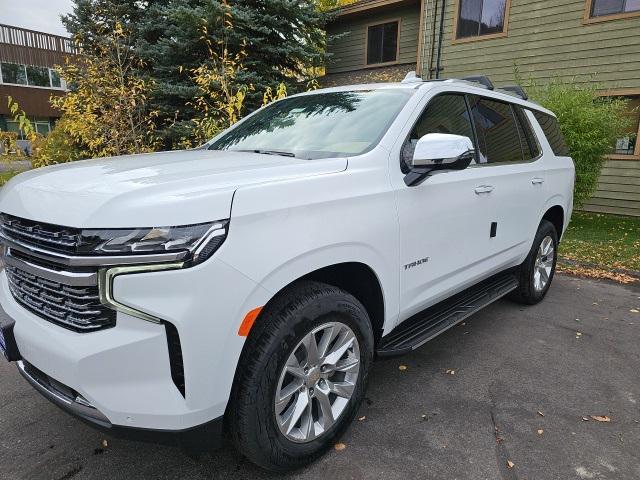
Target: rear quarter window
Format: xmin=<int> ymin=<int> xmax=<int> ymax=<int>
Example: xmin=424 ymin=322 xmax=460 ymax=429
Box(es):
xmin=531 ymin=111 xmax=570 ymax=157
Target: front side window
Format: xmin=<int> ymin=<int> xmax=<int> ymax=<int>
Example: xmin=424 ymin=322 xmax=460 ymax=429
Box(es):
xmin=469 ymin=96 xmax=523 ymax=164
xmin=456 ymin=0 xmax=509 ymax=40
xmin=366 ymin=21 xmax=399 ymax=65
xmin=589 ymin=0 xmax=640 ymax=17
xmin=402 ymin=94 xmax=475 ymax=167
xmin=210 ymin=89 xmax=414 ymax=160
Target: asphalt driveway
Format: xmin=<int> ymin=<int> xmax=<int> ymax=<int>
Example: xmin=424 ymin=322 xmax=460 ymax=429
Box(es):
xmin=1 ymin=274 xmax=638 ymax=480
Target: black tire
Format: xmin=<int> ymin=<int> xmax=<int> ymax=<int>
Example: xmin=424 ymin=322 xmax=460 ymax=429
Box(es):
xmin=510 ymin=219 xmax=558 ymax=305
xmin=227 ymin=280 xmax=374 ymax=472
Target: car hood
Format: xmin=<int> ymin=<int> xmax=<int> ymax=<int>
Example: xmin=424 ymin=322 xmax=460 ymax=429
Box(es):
xmin=0 ymin=149 xmax=347 ymax=228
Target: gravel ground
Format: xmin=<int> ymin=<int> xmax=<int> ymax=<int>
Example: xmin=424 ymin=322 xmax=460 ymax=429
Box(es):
xmin=1 ymin=274 xmax=639 ymax=480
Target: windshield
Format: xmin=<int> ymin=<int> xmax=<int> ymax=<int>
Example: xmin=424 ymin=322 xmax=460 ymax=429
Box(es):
xmin=209 ymin=89 xmax=414 ymax=159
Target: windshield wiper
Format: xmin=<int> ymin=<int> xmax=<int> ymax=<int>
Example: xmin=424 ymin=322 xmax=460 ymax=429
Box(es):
xmin=236 ymin=149 xmax=297 ymax=158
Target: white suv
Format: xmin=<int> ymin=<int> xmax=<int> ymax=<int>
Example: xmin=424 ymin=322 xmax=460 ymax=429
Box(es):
xmin=0 ymin=76 xmax=574 ymax=471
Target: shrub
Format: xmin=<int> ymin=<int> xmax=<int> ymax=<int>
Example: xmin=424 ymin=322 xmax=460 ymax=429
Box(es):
xmin=527 ymin=79 xmax=631 ymax=207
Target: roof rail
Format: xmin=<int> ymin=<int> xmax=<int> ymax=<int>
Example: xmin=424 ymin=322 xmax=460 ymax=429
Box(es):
xmin=460 ymin=75 xmax=494 ymax=90
xmin=401 ymin=71 xmax=423 ymax=84
xmin=500 ymin=85 xmax=528 ymax=100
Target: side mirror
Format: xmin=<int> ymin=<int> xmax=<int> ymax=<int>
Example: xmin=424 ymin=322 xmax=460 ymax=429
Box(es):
xmin=405 ymin=133 xmax=475 ymax=186
xmin=411 ymin=133 xmax=475 ymax=170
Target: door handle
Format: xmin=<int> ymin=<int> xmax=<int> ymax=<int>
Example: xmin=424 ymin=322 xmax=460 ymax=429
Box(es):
xmin=474 ymin=185 xmax=494 ymax=194
xmin=531 ymin=177 xmax=544 ymax=185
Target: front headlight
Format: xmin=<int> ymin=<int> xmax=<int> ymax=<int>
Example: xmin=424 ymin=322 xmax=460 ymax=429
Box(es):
xmin=77 ymin=220 xmax=228 ymax=264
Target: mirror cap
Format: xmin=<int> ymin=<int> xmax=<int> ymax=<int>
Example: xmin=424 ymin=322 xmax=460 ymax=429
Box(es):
xmin=412 ymin=133 xmax=474 ymax=168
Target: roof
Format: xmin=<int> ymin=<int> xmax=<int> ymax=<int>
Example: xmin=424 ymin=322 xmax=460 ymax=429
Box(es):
xmin=331 ymin=0 xmax=418 ymax=18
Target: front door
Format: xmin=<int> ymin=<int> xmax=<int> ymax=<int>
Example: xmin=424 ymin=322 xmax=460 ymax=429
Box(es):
xmin=392 ymin=93 xmax=502 ymax=321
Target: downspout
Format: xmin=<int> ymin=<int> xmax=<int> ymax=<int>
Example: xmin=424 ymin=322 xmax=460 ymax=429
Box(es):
xmin=434 ymin=0 xmax=446 ymax=79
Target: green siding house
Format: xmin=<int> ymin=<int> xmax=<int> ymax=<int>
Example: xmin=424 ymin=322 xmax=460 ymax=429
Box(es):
xmin=323 ymin=0 xmax=640 ymax=216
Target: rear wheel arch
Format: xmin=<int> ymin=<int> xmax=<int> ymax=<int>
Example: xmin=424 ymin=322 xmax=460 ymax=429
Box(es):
xmin=541 ymin=205 xmax=564 ymax=240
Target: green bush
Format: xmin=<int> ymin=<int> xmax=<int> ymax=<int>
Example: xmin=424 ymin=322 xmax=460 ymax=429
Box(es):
xmin=527 ymin=79 xmax=631 ymax=207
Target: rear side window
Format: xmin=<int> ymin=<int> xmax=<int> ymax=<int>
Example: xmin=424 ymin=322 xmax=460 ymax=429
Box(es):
xmin=531 ymin=111 xmax=570 ymax=156
xmin=468 ymin=96 xmax=523 ymax=164
xmin=514 ymin=106 xmax=541 ymax=161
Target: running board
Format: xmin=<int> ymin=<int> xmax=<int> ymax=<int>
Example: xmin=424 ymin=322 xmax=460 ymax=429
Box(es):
xmin=377 ymin=271 xmax=519 ymax=357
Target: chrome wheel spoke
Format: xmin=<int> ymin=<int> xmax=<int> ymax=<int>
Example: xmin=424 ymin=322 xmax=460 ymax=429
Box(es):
xmin=334 ymin=356 xmax=360 ymax=373
xmin=302 ymin=332 xmax=320 ymax=366
xmin=315 ymin=386 xmax=335 ymax=429
xmin=280 ymin=389 xmax=309 ymax=435
xmin=328 ymin=379 xmax=355 ymax=399
xmin=322 ymin=329 xmax=356 ymax=367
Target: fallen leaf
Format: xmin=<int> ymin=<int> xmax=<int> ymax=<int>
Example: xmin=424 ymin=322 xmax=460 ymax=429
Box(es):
xmin=446 ymin=369 xmax=456 ymax=375
xmin=398 ymin=365 xmax=408 ymax=371
xmin=537 ymin=411 xmax=545 ymax=417
xmin=358 ymin=416 xmax=366 ymax=421
xmin=507 ymin=460 xmax=515 ymax=469
xmin=576 ymin=332 xmax=582 ymax=337
xmin=101 ymin=440 xmax=108 ymax=448
xmin=334 ymin=443 xmax=346 ymax=451
xmin=582 ymin=416 xmax=590 ymax=421
xmin=631 ymin=309 xmax=639 ymax=313
xmin=590 ymin=415 xmax=611 ymax=422
xmin=537 ymin=429 xmax=544 ymax=435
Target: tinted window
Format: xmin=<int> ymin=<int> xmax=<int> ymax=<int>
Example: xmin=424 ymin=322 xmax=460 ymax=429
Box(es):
xmin=367 ymin=22 xmax=399 ymax=65
xmin=469 ymin=97 xmax=523 ymax=164
xmin=1 ymin=63 xmax=27 ymax=85
xmin=26 ymin=66 xmax=50 ymax=87
xmin=401 ymin=94 xmax=475 ymax=167
xmin=591 ymin=0 xmax=640 ymax=17
xmin=210 ymin=89 xmax=414 ymax=160
xmin=531 ymin=111 xmax=570 ymax=157
xmin=457 ymin=0 xmax=507 ymax=39
xmin=514 ymin=106 xmax=541 ymax=160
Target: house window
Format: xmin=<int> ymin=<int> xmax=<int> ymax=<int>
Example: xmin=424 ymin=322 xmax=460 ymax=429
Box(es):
xmin=589 ymin=0 xmax=640 ymax=17
xmin=0 ymin=63 xmax=65 ymax=89
xmin=613 ymin=96 xmax=639 ymax=156
xmin=0 ymin=63 xmax=27 ymax=85
xmin=456 ymin=0 xmax=509 ymax=40
xmin=366 ymin=21 xmax=399 ymax=65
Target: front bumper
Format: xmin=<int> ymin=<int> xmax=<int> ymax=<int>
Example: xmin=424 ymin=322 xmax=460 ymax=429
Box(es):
xmin=17 ymin=359 xmax=224 ymax=450
xmin=0 ymin=256 xmax=272 ymax=432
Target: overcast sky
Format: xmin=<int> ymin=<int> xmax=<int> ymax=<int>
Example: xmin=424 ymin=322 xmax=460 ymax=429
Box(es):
xmin=0 ymin=0 xmax=74 ymax=36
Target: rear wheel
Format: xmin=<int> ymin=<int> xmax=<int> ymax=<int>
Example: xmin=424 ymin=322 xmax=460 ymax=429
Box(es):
xmin=510 ymin=220 xmax=558 ymax=305
xmin=228 ymin=281 xmax=374 ymax=471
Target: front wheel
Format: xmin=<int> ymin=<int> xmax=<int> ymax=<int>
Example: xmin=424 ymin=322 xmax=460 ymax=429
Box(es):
xmin=227 ymin=281 xmax=374 ymax=471
xmin=510 ymin=219 xmax=558 ymax=305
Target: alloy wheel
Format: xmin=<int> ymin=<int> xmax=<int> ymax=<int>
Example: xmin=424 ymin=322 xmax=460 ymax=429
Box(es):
xmin=274 ymin=322 xmax=360 ymax=443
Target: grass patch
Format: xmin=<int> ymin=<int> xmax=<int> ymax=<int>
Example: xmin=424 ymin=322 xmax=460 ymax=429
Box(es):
xmin=560 ymin=212 xmax=640 ymax=272
xmin=0 ymin=171 xmax=20 ymax=186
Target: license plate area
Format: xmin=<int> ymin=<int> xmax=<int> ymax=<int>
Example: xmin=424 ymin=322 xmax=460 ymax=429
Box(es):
xmin=0 ymin=320 xmax=21 ymax=362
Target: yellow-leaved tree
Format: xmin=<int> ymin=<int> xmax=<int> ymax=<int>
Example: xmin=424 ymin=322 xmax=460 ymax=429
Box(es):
xmin=48 ymin=19 xmax=158 ymax=163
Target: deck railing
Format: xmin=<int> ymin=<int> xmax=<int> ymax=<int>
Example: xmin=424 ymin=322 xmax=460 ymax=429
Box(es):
xmin=0 ymin=24 xmax=76 ymax=67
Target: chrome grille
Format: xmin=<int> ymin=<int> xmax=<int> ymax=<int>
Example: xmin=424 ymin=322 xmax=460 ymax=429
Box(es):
xmin=0 ymin=213 xmax=80 ymax=254
xmin=5 ymin=263 xmax=115 ymax=332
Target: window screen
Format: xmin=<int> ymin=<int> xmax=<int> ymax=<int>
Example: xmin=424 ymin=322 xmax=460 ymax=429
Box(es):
xmin=469 ymin=97 xmax=523 ymax=164
xmin=366 ymin=21 xmax=399 ymax=65
xmin=590 ymin=0 xmax=640 ymax=17
xmin=531 ymin=111 xmax=570 ymax=157
xmin=401 ymin=94 xmax=475 ymax=168
xmin=456 ymin=0 xmax=508 ymax=39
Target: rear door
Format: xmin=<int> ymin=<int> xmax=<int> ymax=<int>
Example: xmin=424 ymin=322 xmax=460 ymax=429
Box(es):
xmin=466 ymin=95 xmax=546 ymax=265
